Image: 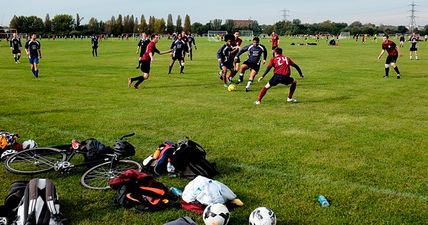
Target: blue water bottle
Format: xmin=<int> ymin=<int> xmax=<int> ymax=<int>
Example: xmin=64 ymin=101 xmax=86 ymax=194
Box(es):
xmin=170 ymin=187 xmax=183 ymax=197
xmin=317 ymin=195 xmax=330 ymax=207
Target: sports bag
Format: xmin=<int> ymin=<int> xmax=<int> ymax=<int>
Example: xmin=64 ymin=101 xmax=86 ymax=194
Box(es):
xmin=14 ymin=178 xmax=64 ymax=225
xmin=82 ymin=138 xmax=113 ymax=161
xmin=142 ymin=141 xmax=175 ymax=176
xmin=0 ymin=181 xmax=28 ymax=219
xmin=109 ymin=169 xmax=175 ymax=212
xmin=171 ymin=139 xmax=218 ymax=178
xmin=163 ymin=216 xmax=198 ymax=225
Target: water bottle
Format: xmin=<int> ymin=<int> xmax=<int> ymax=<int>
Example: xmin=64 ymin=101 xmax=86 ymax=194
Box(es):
xmin=170 ymin=187 xmax=183 ymax=197
xmin=167 ymin=158 xmax=175 ymax=176
xmin=317 ymin=195 xmax=330 ymax=207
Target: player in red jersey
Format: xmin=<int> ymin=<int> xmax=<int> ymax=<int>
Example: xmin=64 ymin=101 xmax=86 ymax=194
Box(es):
xmin=271 ymin=31 xmax=280 ymax=57
xmin=377 ymin=34 xmax=401 ymax=79
xmin=232 ymin=31 xmax=243 ymax=72
xmin=255 ymin=48 xmax=304 ymax=105
xmin=128 ymin=34 xmax=171 ymax=89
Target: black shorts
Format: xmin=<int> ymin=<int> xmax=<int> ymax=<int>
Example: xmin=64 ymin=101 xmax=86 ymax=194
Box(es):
xmin=410 ymin=47 xmax=417 ymax=51
xmin=172 ymin=55 xmax=184 ymax=61
xmin=221 ymin=61 xmax=234 ymax=70
xmin=272 ymin=46 xmax=278 ymax=51
xmin=386 ymin=55 xmax=398 ymax=64
xmin=140 ymin=60 xmax=151 ymax=73
xmin=12 ymin=49 xmax=21 ymax=54
xmin=268 ymin=74 xmax=294 ymax=86
xmin=243 ymin=61 xmax=260 ymax=72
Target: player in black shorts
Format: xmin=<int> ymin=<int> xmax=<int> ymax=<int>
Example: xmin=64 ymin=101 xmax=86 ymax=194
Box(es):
xmin=217 ymin=34 xmax=235 ymax=87
xmin=168 ymin=33 xmax=187 ymax=74
xmin=91 ymin=34 xmax=99 ymax=57
xmin=234 ymin=37 xmax=267 ymax=92
xmin=10 ymin=32 xmax=22 ymax=63
xmin=187 ymin=33 xmax=197 ymax=60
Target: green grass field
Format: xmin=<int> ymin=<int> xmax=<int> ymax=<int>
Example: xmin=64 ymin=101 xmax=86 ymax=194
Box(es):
xmin=0 ymin=36 xmax=427 ymax=225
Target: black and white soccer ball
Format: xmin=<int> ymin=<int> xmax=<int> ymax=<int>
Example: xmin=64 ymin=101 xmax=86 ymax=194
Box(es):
xmin=249 ymin=207 xmax=277 ymax=225
xmin=203 ymin=203 xmax=230 ymax=225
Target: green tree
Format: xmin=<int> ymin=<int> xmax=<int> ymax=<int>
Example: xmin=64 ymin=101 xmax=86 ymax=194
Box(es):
xmin=88 ymin=17 xmax=99 ymax=34
xmin=76 ymin=13 xmax=84 ymax=30
xmin=154 ymin=18 xmax=166 ymax=34
xmin=210 ymin=19 xmax=222 ymax=30
xmin=184 ymin=15 xmax=191 ymax=33
xmin=191 ymin=22 xmax=203 ymax=35
xmin=139 ymin=15 xmax=147 ymax=33
xmin=166 ymin=14 xmax=174 ymax=34
xmin=176 ymin=15 xmax=182 ymax=33
xmin=115 ymin=14 xmax=123 ymax=35
xmin=44 ymin=14 xmax=52 ymax=33
xmin=133 ymin=17 xmax=139 ymax=33
xmin=147 ymin=16 xmax=155 ymax=34
xmin=52 ymin=14 xmax=74 ymax=35
xmin=224 ymin=19 xmax=234 ymax=33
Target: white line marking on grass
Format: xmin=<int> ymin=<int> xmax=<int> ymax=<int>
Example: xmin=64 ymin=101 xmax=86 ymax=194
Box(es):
xmin=235 ymin=163 xmax=428 ymax=201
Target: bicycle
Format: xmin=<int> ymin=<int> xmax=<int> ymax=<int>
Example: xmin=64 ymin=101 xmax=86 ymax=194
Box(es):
xmin=4 ymin=133 xmax=142 ymax=190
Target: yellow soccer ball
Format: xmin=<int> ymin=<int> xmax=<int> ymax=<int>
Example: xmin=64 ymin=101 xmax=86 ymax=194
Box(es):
xmin=227 ymin=84 xmax=236 ymax=92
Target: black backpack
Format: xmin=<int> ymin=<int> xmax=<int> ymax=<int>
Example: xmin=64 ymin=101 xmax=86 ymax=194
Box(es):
xmin=14 ymin=178 xmax=64 ymax=225
xmin=0 ymin=181 xmax=28 ymax=221
xmin=170 ymin=139 xmax=218 ymax=179
xmin=163 ymin=217 xmax=198 ymax=225
xmin=82 ymin=138 xmax=113 ymax=161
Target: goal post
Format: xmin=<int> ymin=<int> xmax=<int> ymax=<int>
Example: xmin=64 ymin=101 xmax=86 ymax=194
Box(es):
xmin=339 ymin=32 xmax=351 ymax=39
xmin=207 ymin=31 xmax=228 ymax=42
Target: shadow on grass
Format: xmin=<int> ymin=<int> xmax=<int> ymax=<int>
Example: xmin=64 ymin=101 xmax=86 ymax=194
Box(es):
xmin=0 ymin=107 xmax=110 ymax=117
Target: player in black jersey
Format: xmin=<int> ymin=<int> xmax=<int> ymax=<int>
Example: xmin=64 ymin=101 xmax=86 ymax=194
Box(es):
xmin=168 ymin=33 xmax=186 ymax=74
xmin=91 ymin=35 xmax=99 ymax=56
xmin=187 ymin=33 xmax=197 ymax=60
xmin=136 ymin=33 xmax=150 ymax=69
xmin=10 ymin=32 xmax=22 ymax=63
xmin=24 ymin=33 xmax=42 ymax=78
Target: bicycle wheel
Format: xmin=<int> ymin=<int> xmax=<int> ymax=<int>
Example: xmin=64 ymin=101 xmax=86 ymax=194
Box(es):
xmin=80 ymin=159 xmax=142 ymax=190
xmin=5 ymin=147 xmax=66 ymax=174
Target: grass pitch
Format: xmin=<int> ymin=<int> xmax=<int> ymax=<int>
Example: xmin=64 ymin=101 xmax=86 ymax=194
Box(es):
xmin=0 ymin=36 xmax=427 ymax=224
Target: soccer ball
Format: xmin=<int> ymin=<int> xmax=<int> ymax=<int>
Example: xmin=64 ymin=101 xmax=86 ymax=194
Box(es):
xmin=22 ymin=139 xmax=38 ymax=149
xmin=249 ymin=207 xmax=277 ymax=225
xmin=203 ymin=203 xmax=230 ymax=225
xmin=227 ymin=84 xmax=236 ymax=92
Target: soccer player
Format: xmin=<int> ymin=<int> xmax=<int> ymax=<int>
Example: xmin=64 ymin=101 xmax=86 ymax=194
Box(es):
xmin=217 ymin=35 xmax=235 ymax=87
xmin=231 ymin=31 xmax=243 ymax=73
xmin=24 ymin=33 xmax=41 ymax=78
xmin=91 ymin=34 xmax=99 ymax=57
xmin=377 ymin=35 xmax=401 ymax=79
xmin=220 ymin=31 xmax=242 ymax=81
xmin=187 ymin=33 xmax=197 ymax=61
xmin=168 ymin=33 xmax=186 ymax=74
xmin=234 ymin=37 xmax=267 ymax=92
xmin=10 ymin=32 xmax=22 ymax=63
xmin=136 ymin=33 xmax=150 ymax=69
xmin=399 ymin=35 xmax=405 ymax=47
xmin=255 ymin=48 xmax=304 ymax=105
xmin=409 ymin=32 xmax=419 ymax=60
xmin=271 ymin=31 xmax=279 ymax=57
xmin=128 ymin=34 xmax=171 ymax=89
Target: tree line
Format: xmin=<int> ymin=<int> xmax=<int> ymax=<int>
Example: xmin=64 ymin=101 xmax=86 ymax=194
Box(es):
xmin=5 ymin=13 xmax=428 ymax=37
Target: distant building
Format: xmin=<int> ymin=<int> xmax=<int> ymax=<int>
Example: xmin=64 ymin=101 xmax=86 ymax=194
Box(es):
xmin=230 ymin=20 xmax=254 ymax=29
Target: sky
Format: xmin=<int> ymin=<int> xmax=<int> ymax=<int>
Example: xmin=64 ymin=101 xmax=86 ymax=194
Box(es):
xmin=0 ymin=0 xmax=427 ymax=28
